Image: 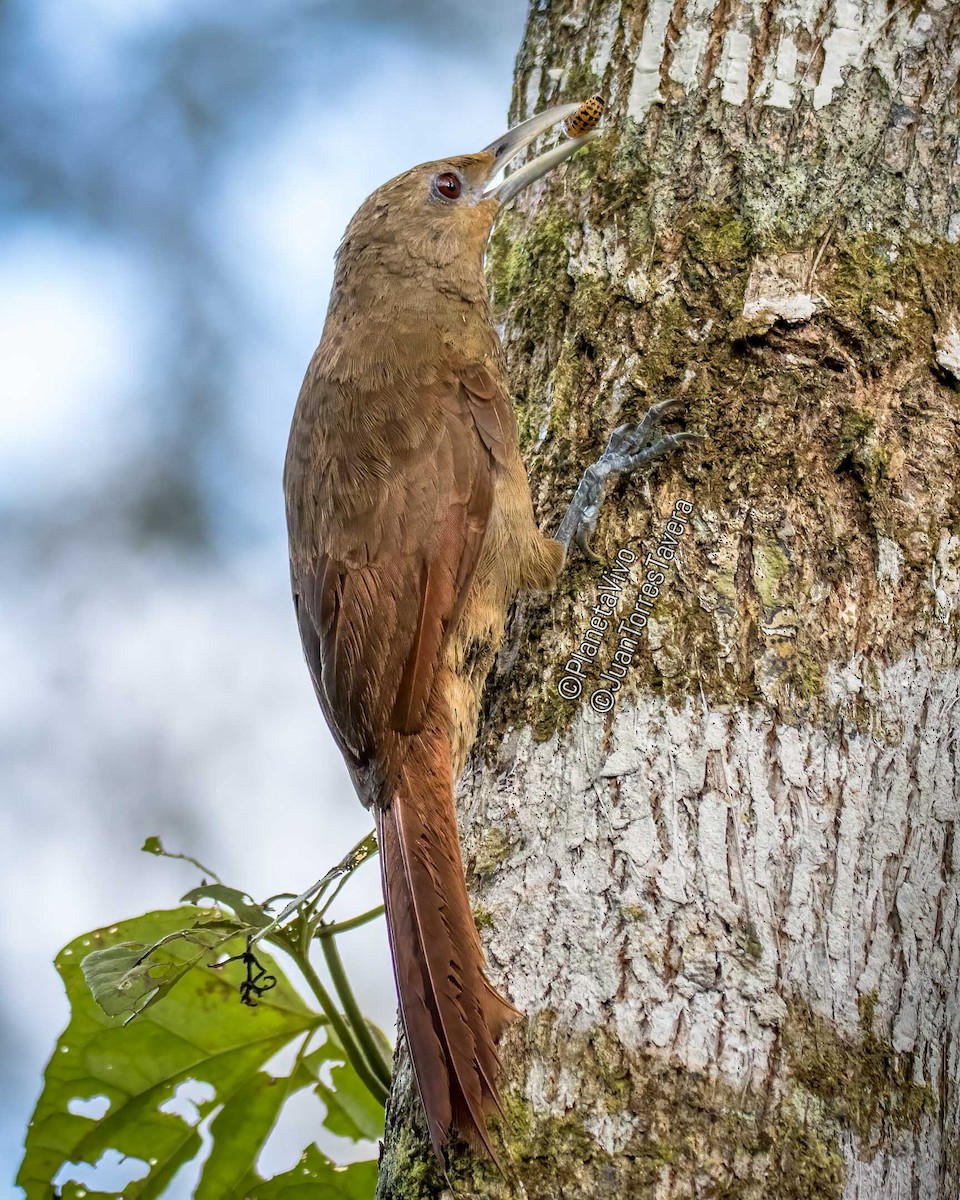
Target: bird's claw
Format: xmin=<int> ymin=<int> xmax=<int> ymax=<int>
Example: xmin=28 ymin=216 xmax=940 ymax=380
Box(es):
xmin=555 ymin=399 xmax=703 ymax=559
xmin=574 ymin=497 xmax=602 ymax=562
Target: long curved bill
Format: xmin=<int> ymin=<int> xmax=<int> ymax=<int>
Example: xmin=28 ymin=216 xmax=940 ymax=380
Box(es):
xmin=481 ymin=101 xmax=601 ymax=205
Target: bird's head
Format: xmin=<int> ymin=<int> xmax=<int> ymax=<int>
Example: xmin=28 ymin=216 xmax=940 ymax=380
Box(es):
xmin=335 ymin=101 xmax=601 ymax=284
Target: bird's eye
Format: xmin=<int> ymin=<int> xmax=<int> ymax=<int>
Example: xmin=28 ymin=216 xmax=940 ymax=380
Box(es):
xmin=434 ymin=172 xmax=462 ymax=200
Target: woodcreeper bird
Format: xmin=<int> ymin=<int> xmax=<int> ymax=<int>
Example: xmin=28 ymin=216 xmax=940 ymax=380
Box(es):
xmin=284 ymin=101 xmax=699 ymax=1160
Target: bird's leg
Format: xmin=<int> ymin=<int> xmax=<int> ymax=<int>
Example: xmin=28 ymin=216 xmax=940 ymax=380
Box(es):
xmin=555 ymin=398 xmax=703 ymax=562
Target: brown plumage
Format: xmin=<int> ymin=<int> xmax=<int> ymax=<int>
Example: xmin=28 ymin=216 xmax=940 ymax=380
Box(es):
xmin=283 ymin=105 xmax=599 ymax=1158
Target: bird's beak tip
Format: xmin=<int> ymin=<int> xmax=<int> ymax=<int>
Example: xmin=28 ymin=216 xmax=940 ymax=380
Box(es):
xmin=480 ymin=100 xmax=603 ymax=204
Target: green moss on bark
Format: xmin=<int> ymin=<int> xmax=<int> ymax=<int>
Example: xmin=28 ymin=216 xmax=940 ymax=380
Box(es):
xmin=487 ymin=207 xmax=576 ymax=338
xmin=470 ymin=825 xmax=518 ymax=878
xmin=483 ymin=192 xmax=960 ymax=746
xmin=785 ymin=995 xmax=936 ymax=1144
xmin=379 ymin=1003 xmax=943 ymax=1200
xmin=374 ymin=1119 xmax=444 ymax=1200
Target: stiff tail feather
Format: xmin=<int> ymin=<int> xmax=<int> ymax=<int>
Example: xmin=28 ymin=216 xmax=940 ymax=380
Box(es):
xmin=375 ymin=722 xmax=517 ymax=1159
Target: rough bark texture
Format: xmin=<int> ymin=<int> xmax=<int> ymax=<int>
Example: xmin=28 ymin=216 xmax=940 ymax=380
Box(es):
xmin=376 ymin=1 xmax=960 ymax=1196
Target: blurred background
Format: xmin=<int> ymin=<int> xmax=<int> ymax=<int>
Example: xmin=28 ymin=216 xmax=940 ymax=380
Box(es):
xmin=0 ymin=0 xmax=527 ymax=1192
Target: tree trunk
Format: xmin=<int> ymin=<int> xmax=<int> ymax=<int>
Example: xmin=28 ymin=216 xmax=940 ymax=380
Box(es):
xmin=376 ymin=2 xmax=960 ymax=1196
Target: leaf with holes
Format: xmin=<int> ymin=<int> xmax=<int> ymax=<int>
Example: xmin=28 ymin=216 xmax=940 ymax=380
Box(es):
xmin=309 ymin=1059 xmax=386 ymax=1143
xmin=248 ymin=1144 xmax=378 ymax=1199
xmin=196 ymin=1023 xmax=386 ymax=1198
xmin=18 ymin=908 xmax=320 ymax=1200
xmin=80 ymin=924 xmax=243 ymax=1021
xmin=300 ymin=1028 xmax=386 ymax=1143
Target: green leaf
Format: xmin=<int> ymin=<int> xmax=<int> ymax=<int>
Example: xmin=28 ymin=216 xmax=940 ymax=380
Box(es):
xmin=194 ymin=1056 xmax=315 ymax=1200
xmin=18 ymin=908 xmax=320 ymax=1200
xmin=249 ymin=1145 xmax=378 ymax=1199
xmin=80 ymin=942 xmax=170 ymax=1018
xmin=314 ymin=1063 xmax=385 ymax=1142
xmin=80 ymin=925 xmax=239 ymax=1020
xmin=181 ymin=883 xmax=273 ymax=930
xmin=303 ymin=1032 xmax=386 ymax=1143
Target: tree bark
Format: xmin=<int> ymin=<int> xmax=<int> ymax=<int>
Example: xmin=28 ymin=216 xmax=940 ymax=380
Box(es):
xmin=377 ymin=2 xmax=960 ymax=1196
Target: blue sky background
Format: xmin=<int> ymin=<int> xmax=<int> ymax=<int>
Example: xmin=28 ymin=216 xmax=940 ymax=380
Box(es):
xmin=0 ymin=1 xmax=529 ymax=1192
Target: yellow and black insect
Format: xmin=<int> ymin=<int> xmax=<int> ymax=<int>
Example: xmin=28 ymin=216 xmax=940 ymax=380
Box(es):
xmin=564 ymin=94 xmax=605 ymax=139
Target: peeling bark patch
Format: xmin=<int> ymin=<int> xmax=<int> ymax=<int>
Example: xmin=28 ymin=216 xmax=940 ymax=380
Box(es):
xmin=666 ymin=0 xmax=714 ymax=90
xmin=934 ymin=322 xmax=960 ymax=382
xmin=766 ymin=31 xmax=799 ymax=108
xmin=813 ymin=0 xmax=865 ymax=110
xmin=719 ymin=27 xmax=752 ymax=105
xmin=741 ymin=252 xmax=825 ymax=328
xmin=625 ymin=0 xmax=675 ymax=118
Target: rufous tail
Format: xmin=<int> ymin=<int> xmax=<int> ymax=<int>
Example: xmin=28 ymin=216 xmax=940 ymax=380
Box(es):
xmin=375 ymin=719 xmax=517 ymax=1159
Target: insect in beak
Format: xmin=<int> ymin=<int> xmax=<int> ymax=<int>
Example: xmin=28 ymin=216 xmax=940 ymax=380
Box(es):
xmin=481 ymin=97 xmax=604 ymax=205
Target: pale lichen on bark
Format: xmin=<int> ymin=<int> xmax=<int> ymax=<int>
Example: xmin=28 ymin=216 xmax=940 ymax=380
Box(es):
xmin=376 ymin=1 xmax=960 ymax=1196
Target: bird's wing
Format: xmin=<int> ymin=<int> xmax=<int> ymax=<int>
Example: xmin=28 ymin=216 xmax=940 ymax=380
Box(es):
xmin=289 ymin=364 xmax=513 ymax=769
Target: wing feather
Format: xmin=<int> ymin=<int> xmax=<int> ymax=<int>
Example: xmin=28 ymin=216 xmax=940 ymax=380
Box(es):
xmin=288 ymin=365 xmax=512 ymax=765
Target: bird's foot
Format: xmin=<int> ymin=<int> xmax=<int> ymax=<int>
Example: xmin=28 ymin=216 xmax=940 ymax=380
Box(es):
xmin=555 ymin=398 xmax=704 ymax=562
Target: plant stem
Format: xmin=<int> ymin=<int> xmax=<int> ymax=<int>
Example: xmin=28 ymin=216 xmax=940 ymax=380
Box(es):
xmin=279 ymin=936 xmax=388 ymax=1105
xmin=316 ymin=869 xmax=354 ymax=919
xmin=321 ymin=928 xmax=393 ymax=1089
xmin=316 ymin=905 xmax=385 ymax=937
